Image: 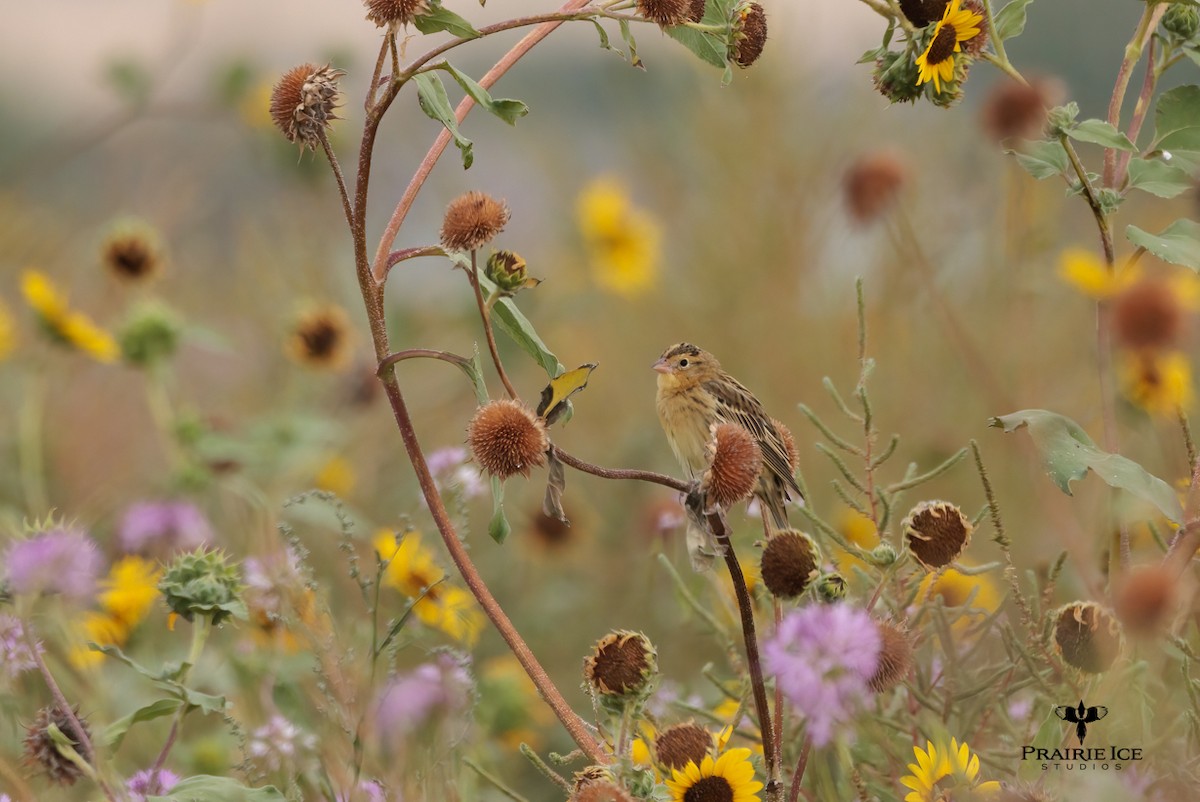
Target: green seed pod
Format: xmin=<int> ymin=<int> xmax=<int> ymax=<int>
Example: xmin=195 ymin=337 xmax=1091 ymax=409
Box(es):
xmin=815 ymin=571 xmax=847 ymax=603
xmin=1164 ymin=5 xmax=1200 ymax=40
xmin=485 ymin=250 xmax=532 ymax=293
xmin=159 ymin=548 xmax=247 ymax=625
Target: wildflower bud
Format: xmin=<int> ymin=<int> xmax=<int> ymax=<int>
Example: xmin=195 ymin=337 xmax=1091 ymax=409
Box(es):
xmin=760 ymin=530 xmax=819 ymax=599
xmin=269 ymin=64 xmax=343 ymax=152
xmin=731 ymin=3 xmax=768 ymax=68
xmin=467 ymin=400 xmax=549 ymax=479
xmin=980 ymin=77 xmax=1062 ymax=142
xmin=158 ymin=548 xmax=246 ymax=626
xmin=637 ymin=0 xmax=689 ymax=27
xmin=286 ymin=305 xmax=353 ymax=370
xmin=584 ymin=630 xmax=658 ymax=704
xmin=440 ymin=191 xmax=510 ymax=252
xmin=898 ymin=0 xmax=948 ymax=27
xmin=654 ymin=722 xmax=712 ymax=771
xmin=701 ymin=423 xmax=762 ymax=508
xmin=23 ymin=706 xmax=91 ymax=785
xmin=868 ymin=620 xmax=913 ymax=693
xmin=843 ymin=149 xmax=908 ymax=224
xmin=485 ymin=250 xmax=531 ymax=293
xmin=1164 ymin=5 xmax=1200 ymax=40
xmin=1053 ymin=601 xmax=1123 ymax=674
xmin=119 ymin=301 xmax=182 ymax=368
xmin=872 ymin=51 xmax=923 ymax=105
xmin=686 ymin=0 xmax=707 ymax=23
xmin=903 ymin=501 xmax=972 ymax=570
xmin=929 ymin=73 xmax=968 ymax=109
xmin=815 ymin=571 xmax=847 ymax=603
xmin=1046 ymin=103 xmax=1079 ymax=137
xmin=364 ymin=0 xmax=430 ymax=28
xmin=101 ymin=219 xmax=165 ymax=283
xmin=771 ymin=417 xmax=800 ymax=472
xmin=573 ymin=780 xmax=635 ymax=802
xmin=1114 ymin=564 xmax=1178 ymax=636
xmin=1113 ymin=279 xmax=1185 ymax=351
xmin=868 ymin=542 xmax=897 ymax=567
xmin=572 ymin=766 xmax=612 ymax=794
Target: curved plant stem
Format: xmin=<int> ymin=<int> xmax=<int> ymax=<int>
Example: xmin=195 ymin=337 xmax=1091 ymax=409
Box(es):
xmin=551 ymin=445 xmax=688 ymax=492
xmin=1104 ymin=4 xmax=1166 ymax=187
xmin=1114 ymin=36 xmax=1159 ymax=188
xmin=469 ymin=250 xmax=519 ymax=399
xmin=377 ymin=348 xmax=471 ymax=375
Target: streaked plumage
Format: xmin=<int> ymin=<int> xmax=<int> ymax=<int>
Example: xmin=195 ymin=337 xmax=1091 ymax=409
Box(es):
xmin=654 ymin=343 xmax=801 ymax=530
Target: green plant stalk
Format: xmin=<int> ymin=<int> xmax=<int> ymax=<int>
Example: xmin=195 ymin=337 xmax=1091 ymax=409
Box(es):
xmin=1104 ymin=3 xmax=1167 ymax=187
xmin=980 ymin=0 xmax=1011 ymax=70
xmin=150 ymin=615 xmax=212 ymax=778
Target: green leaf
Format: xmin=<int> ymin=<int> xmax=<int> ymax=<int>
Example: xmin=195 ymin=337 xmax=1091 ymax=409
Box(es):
xmin=414 ymin=72 xmax=473 ymax=169
xmin=1125 ymin=157 xmax=1194 ymax=198
xmin=93 ymin=644 xmax=229 ymax=715
xmin=994 ymin=0 xmax=1035 ymax=41
xmin=413 ymin=2 xmax=481 ymax=39
xmin=148 ymin=776 xmax=286 ymax=802
xmin=488 ymin=478 xmax=511 ymax=544
xmin=618 ymin=19 xmax=644 ymax=70
xmin=460 ymin=345 xmax=489 ymax=405
xmin=474 ymin=273 xmax=565 ymax=378
xmin=101 ymin=699 xmax=182 ymax=749
xmin=435 ymin=63 xmax=528 ymax=125
xmin=590 ymin=19 xmax=620 ymax=58
xmin=666 ymin=25 xmax=726 ymax=69
xmin=174 ymin=686 xmax=229 ymax=716
xmin=1068 ymin=119 xmax=1137 ymax=152
xmin=1126 ymin=219 xmax=1200 ymax=270
xmin=1153 ymin=84 xmax=1200 ymax=153
xmin=990 ymin=410 xmax=1183 ymax=523
xmin=1008 ymin=139 xmax=1068 ymax=180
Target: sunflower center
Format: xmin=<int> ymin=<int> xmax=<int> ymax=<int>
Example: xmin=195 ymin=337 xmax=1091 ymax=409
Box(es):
xmin=302 ymin=322 xmax=339 ymax=357
xmin=683 ymin=776 xmax=735 ymax=802
xmin=926 ymin=24 xmax=958 ymax=64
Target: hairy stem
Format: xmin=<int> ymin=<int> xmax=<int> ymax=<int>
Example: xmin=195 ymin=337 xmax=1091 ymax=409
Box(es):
xmin=1114 ymin=35 xmax=1159 ymax=187
xmin=1104 ymin=4 xmax=1166 ymax=187
xmin=377 ymin=348 xmax=471 ymax=375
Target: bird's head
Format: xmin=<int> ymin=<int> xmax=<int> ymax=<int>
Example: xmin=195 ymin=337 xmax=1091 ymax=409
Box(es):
xmin=653 ymin=343 xmax=718 ymax=390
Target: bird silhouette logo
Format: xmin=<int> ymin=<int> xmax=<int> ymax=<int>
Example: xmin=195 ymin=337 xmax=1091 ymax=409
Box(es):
xmin=1054 ymin=700 xmax=1108 ymax=744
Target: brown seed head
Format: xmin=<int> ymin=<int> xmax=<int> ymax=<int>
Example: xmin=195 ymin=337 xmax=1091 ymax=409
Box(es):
xmin=287 ymin=305 xmax=353 ymax=370
xmin=843 ymin=149 xmax=908 ymax=224
xmin=654 ymin=722 xmax=712 ymax=771
xmin=637 ymin=0 xmax=690 ymax=27
xmin=732 ymin=3 xmax=768 ymax=68
xmin=1114 ymin=564 xmax=1178 ymax=636
xmin=269 ymin=64 xmax=343 ymax=151
xmin=686 ymin=0 xmax=707 ymax=22
xmin=702 ymin=423 xmax=762 ymax=508
xmin=584 ymin=630 xmax=657 ymax=698
xmin=960 ymin=0 xmax=989 ymax=57
xmin=23 ymin=706 xmax=91 ymax=785
xmin=573 ymin=780 xmax=635 ymax=802
xmin=364 ymin=0 xmax=430 ymax=28
xmin=903 ymin=500 xmax=972 ymax=569
xmin=467 ymin=400 xmax=549 ymax=479
xmin=1113 ymin=279 xmax=1185 ymax=351
xmin=980 ymin=78 xmax=1063 ymax=142
xmin=440 ymin=191 xmax=510 ymax=252
xmin=868 ymin=620 xmax=914 ymax=693
xmin=760 ymin=530 xmax=820 ymax=599
xmin=771 ymin=418 xmax=800 ymax=472
xmin=101 ymin=220 xmax=164 ymax=282
xmin=897 ymin=0 xmax=948 ymax=26
xmin=1053 ymin=601 xmax=1123 ymax=674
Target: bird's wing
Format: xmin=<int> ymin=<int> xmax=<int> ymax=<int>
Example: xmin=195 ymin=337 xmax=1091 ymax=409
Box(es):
xmin=1087 ymin=706 xmax=1109 ymax=722
xmin=1054 ymin=706 xmax=1076 ymax=722
xmin=704 ymin=375 xmax=802 ymax=498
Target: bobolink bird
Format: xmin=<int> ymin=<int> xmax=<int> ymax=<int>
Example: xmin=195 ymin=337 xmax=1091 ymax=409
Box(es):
xmin=654 ymin=343 xmax=801 ymax=530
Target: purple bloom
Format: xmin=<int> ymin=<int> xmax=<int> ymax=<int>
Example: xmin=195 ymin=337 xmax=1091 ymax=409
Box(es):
xmin=425 ymin=447 xmax=485 ymax=500
xmin=427 ymin=447 xmax=468 ymax=477
xmin=119 ymin=501 xmax=212 ymax=555
xmin=0 ymin=615 xmax=42 ymax=681
xmin=248 ymin=715 xmax=317 ymax=773
xmin=377 ymin=651 xmax=473 ymax=740
xmin=763 ymin=604 xmax=881 ymax=747
xmin=127 ymin=768 xmax=180 ymax=800
xmin=333 ymin=780 xmax=388 ymax=802
xmin=3 ymin=528 xmax=102 ymax=601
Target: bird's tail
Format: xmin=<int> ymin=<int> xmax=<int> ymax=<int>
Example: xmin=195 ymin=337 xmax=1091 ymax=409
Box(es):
xmin=759 ymin=478 xmax=792 ymax=534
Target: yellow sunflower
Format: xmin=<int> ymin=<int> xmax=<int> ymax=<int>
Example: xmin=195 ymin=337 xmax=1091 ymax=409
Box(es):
xmin=576 ymin=177 xmax=662 ymax=299
xmin=917 ymin=564 xmax=1002 ymax=633
xmin=99 ymin=556 xmax=162 ymax=629
xmin=666 ymin=747 xmax=762 ymax=802
xmin=1058 ymin=247 xmax=1141 ymax=299
xmin=22 ymin=269 xmax=119 ymax=363
xmin=914 ymin=0 xmax=983 ymax=92
xmin=900 ymin=738 xmax=1000 ymax=802
xmin=1120 ymin=350 xmax=1192 ymax=416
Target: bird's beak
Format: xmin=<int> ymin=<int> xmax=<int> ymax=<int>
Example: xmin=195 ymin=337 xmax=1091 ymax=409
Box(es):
xmin=651 ymin=357 xmax=671 ymax=374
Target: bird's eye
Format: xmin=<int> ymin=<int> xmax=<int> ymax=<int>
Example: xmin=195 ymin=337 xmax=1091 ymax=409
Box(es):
xmin=679 ymin=359 xmax=689 ymax=368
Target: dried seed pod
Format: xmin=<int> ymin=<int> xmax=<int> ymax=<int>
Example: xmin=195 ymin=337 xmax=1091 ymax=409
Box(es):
xmin=1053 ymin=602 xmax=1123 ymax=674
xmin=760 ymin=530 xmax=819 ymax=599
xmin=903 ymin=501 xmax=972 ymax=569
xmin=467 ymin=400 xmax=549 ymax=479
xmin=654 ymin=722 xmax=712 ymax=771
xmin=868 ymin=620 xmax=914 ymax=693
xmin=701 ymin=423 xmax=762 ymax=508
xmin=440 ymin=191 xmax=510 ymax=252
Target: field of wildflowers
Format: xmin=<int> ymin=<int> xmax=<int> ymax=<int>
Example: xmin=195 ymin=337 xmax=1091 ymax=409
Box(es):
xmin=3 ymin=0 xmax=1200 ymax=800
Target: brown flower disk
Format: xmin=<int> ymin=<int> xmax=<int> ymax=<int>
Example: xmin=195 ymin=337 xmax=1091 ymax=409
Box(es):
xmin=903 ymin=500 xmax=972 ymax=569
xmin=655 ymin=722 xmax=712 ymax=771
xmin=1114 ymin=564 xmax=1177 ymax=635
xmin=24 ymin=706 xmax=91 ymax=785
xmin=584 ymin=630 xmax=657 ymax=697
xmin=868 ymin=620 xmax=914 ymax=693
xmin=637 ymin=0 xmax=690 ymax=26
xmin=843 ymin=150 xmax=908 ymax=224
xmin=364 ymin=0 xmax=429 ymax=27
xmin=573 ymin=780 xmax=635 ymax=802
xmin=269 ymin=64 xmax=343 ymax=151
xmin=467 ymin=400 xmax=548 ymax=479
xmin=1113 ymin=279 xmax=1185 ymax=351
xmin=1054 ymin=602 xmax=1123 ymax=674
xmin=760 ymin=529 xmax=819 ymax=599
xmin=701 ymin=423 xmax=762 ymax=508
xmin=101 ymin=224 xmax=164 ymax=282
xmin=898 ymin=0 xmax=949 ymax=27
xmin=733 ymin=3 xmax=768 ymax=68
xmin=686 ymin=0 xmax=707 ymax=23
xmin=980 ymin=78 xmax=1062 ymax=142
xmin=440 ymin=191 xmax=510 ymax=252
xmin=288 ymin=305 xmax=352 ymax=369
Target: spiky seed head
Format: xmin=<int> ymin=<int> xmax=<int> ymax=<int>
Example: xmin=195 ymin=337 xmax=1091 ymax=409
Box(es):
xmin=903 ymin=500 xmax=972 ymax=569
xmin=1113 ymin=279 xmax=1185 ymax=351
xmin=868 ymin=620 xmax=914 ymax=692
xmin=844 ymin=149 xmax=908 ymax=224
xmin=1053 ymin=601 xmax=1123 ymax=674
xmin=980 ymin=77 xmax=1061 ymax=142
xmin=440 ymin=191 xmax=510 ymax=252
xmin=654 ymin=722 xmax=712 ymax=771
xmin=101 ymin=219 xmax=165 ymax=282
xmin=637 ymin=0 xmax=690 ymax=27
xmin=760 ymin=530 xmax=820 ymax=599
xmin=584 ymin=630 xmax=658 ymax=699
xmin=467 ymin=400 xmax=549 ymax=479
xmin=1114 ymin=564 xmax=1178 ymax=636
xmin=158 ymin=548 xmax=246 ymax=625
xmin=701 ymin=423 xmax=762 ymax=508
xmin=732 ymin=3 xmax=768 ymax=68
xmin=897 ymin=0 xmax=948 ymax=27
xmin=685 ymin=0 xmax=707 ymax=22
xmin=364 ymin=0 xmax=430 ymax=28
xmin=269 ymin=64 xmax=343 ymax=151
xmin=23 ymin=706 xmax=91 ymax=785
xmin=572 ymin=780 xmax=635 ymax=802
xmin=960 ymin=0 xmax=989 ymax=56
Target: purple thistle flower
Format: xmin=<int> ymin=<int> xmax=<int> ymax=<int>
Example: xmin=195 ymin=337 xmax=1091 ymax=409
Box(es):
xmin=0 ymin=615 xmax=42 ymax=681
xmin=127 ymin=768 xmax=180 ymax=800
xmin=3 ymin=528 xmax=102 ymax=601
xmin=248 ymin=715 xmax=317 ymax=773
xmin=376 ymin=651 xmax=473 ymax=740
xmin=763 ymin=604 xmax=881 ymax=747
xmin=119 ymin=501 xmax=212 ymax=555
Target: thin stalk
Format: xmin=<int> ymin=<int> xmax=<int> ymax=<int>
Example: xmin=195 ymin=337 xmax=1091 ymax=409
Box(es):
xmin=1114 ymin=35 xmax=1159 ymax=187
xmin=320 ymin=130 xmax=355 ymax=231
xmin=787 ymin=738 xmax=813 ymax=802
xmin=1104 ymin=4 xmax=1167 ymax=187
xmin=151 ymin=616 xmax=211 ymax=777
xmin=552 ymin=445 xmax=689 ymax=492
xmin=377 ymin=348 xmax=471 ymax=375
xmin=469 ymin=250 xmax=519 ymax=399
